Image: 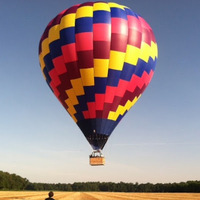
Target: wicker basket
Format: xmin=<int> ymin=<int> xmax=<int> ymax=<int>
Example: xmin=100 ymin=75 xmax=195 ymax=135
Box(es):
xmin=90 ymin=156 xmax=105 ymax=166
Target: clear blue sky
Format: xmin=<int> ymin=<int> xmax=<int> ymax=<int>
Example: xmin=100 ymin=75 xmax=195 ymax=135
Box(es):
xmin=1 ymin=0 xmax=200 ymax=184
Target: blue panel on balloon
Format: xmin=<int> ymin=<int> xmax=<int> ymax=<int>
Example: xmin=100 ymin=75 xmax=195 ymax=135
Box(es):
xmin=75 ymin=96 xmax=88 ymax=111
xmin=44 ymin=54 xmax=54 ymax=71
xmin=49 ymin=40 xmax=62 ymax=59
xmin=60 ymin=27 xmax=75 ymax=45
xmin=135 ymin=59 xmax=146 ymax=77
xmin=74 ymin=112 xmax=84 ymax=121
xmin=75 ymin=18 xmax=93 ymax=33
xmin=147 ymin=57 xmax=156 ymax=72
xmin=121 ymin=62 xmax=136 ymax=81
xmin=107 ymin=69 xmax=121 ymax=86
xmin=84 ymin=86 xmax=95 ymax=102
xmin=124 ymin=7 xmax=138 ymax=18
xmin=43 ymin=67 xmax=51 ymax=85
xmin=95 ymin=78 xmax=107 ymax=93
xmin=93 ymin=11 xmax=111 ymax=24
xmin=110 ymin=8 xmax=127 ymax=20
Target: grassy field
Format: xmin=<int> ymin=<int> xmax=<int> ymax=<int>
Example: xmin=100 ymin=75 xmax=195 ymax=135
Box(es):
xmin=0 ymin=191 xmax=200 ymax=200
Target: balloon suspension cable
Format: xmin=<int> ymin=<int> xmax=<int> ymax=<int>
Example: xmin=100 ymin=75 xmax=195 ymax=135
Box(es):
xmin=90 ymin=150 xmax=103 ymax=157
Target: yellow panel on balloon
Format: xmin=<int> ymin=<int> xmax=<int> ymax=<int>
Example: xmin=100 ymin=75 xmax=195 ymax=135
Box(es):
xmin=39 ymin=53 xmax=45 ymax=71
xmin=71 ymin=78 xmax=85 ymax=96
xmin=93 ymin=2 xmax=110 ymax=12
xmin=39 ymin=53 xmax=47 ymax=80
xmin=150 ymin=41 xmax=158 ymax=60
xmin=108 ymin=95 xmax=141 ymax=121
xmin=41 ymin=38 xmax=50 ymax=57
xmin=65 ymin=99 xmax=76 ymax=114
xmin=65 ymin=89 xmax=78 ymax=105
xmin=108 ymin=2 xmax=125 ymax=10
xmin=125 ymin=95 xmax=141 ymax=111
xmin=71 ymin=115 xmax=77 ymax=123
xmin=109 ymin=51 xmax=126 ymax=71
xmin=124 ymin=45 xmax=140 ymax=66
xmin=65 ymin=99 xmax=77 ymax=123
xmin=94 ymin=59 xmax=109 ymax=77
xmin=139 ymin=42 xmax=151 ymax=63
xmin=60 ymin=13 xmax=76 ymax=30
xmin=80 ymin=68 xmax=94 ymax=86
xmin=76 ymin=6 xmax=93 ymax=19
xmin=49 ymin=25 xmax=60 ymax=43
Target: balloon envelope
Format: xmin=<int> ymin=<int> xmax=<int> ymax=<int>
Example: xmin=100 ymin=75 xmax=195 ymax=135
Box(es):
xmin=39 ymin=2 xmax=158 ymax=150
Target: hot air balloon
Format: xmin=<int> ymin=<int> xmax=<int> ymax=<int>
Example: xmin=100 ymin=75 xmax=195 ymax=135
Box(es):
xmin=39 ymin=2 xmax=158 ymax=165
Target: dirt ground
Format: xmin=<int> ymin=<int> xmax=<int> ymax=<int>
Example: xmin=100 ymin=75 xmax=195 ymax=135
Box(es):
xmin=0 ymin=191 xmax=200 ymax=200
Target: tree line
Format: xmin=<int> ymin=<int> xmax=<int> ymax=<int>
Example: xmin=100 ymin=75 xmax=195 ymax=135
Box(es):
xmin=0 ymin=171 xmax=29 ymax=190
xmin=0 ymin=170 xmax=200 ymax=192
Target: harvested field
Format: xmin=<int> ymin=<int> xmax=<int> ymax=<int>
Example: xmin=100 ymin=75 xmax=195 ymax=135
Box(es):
xmin=0 ymin=191 xmax=200 ymax=200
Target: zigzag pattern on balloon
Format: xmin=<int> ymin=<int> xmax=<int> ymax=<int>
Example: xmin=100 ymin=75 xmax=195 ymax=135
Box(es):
xmin=39 ymin=2 xmax=158 ymax=150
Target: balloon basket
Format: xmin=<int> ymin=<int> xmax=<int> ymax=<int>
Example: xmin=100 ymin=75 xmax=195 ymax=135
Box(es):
xmin=89 ymin=150 xmax=105 ymax=166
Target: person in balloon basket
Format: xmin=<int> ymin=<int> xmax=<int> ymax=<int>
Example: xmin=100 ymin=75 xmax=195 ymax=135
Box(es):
xmin=45 ymin=191 xmax=55 ymax=200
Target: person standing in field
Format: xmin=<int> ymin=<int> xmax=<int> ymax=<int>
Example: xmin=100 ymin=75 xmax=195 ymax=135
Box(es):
xmin=45 ymin=191 xmax=55 ymax=200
